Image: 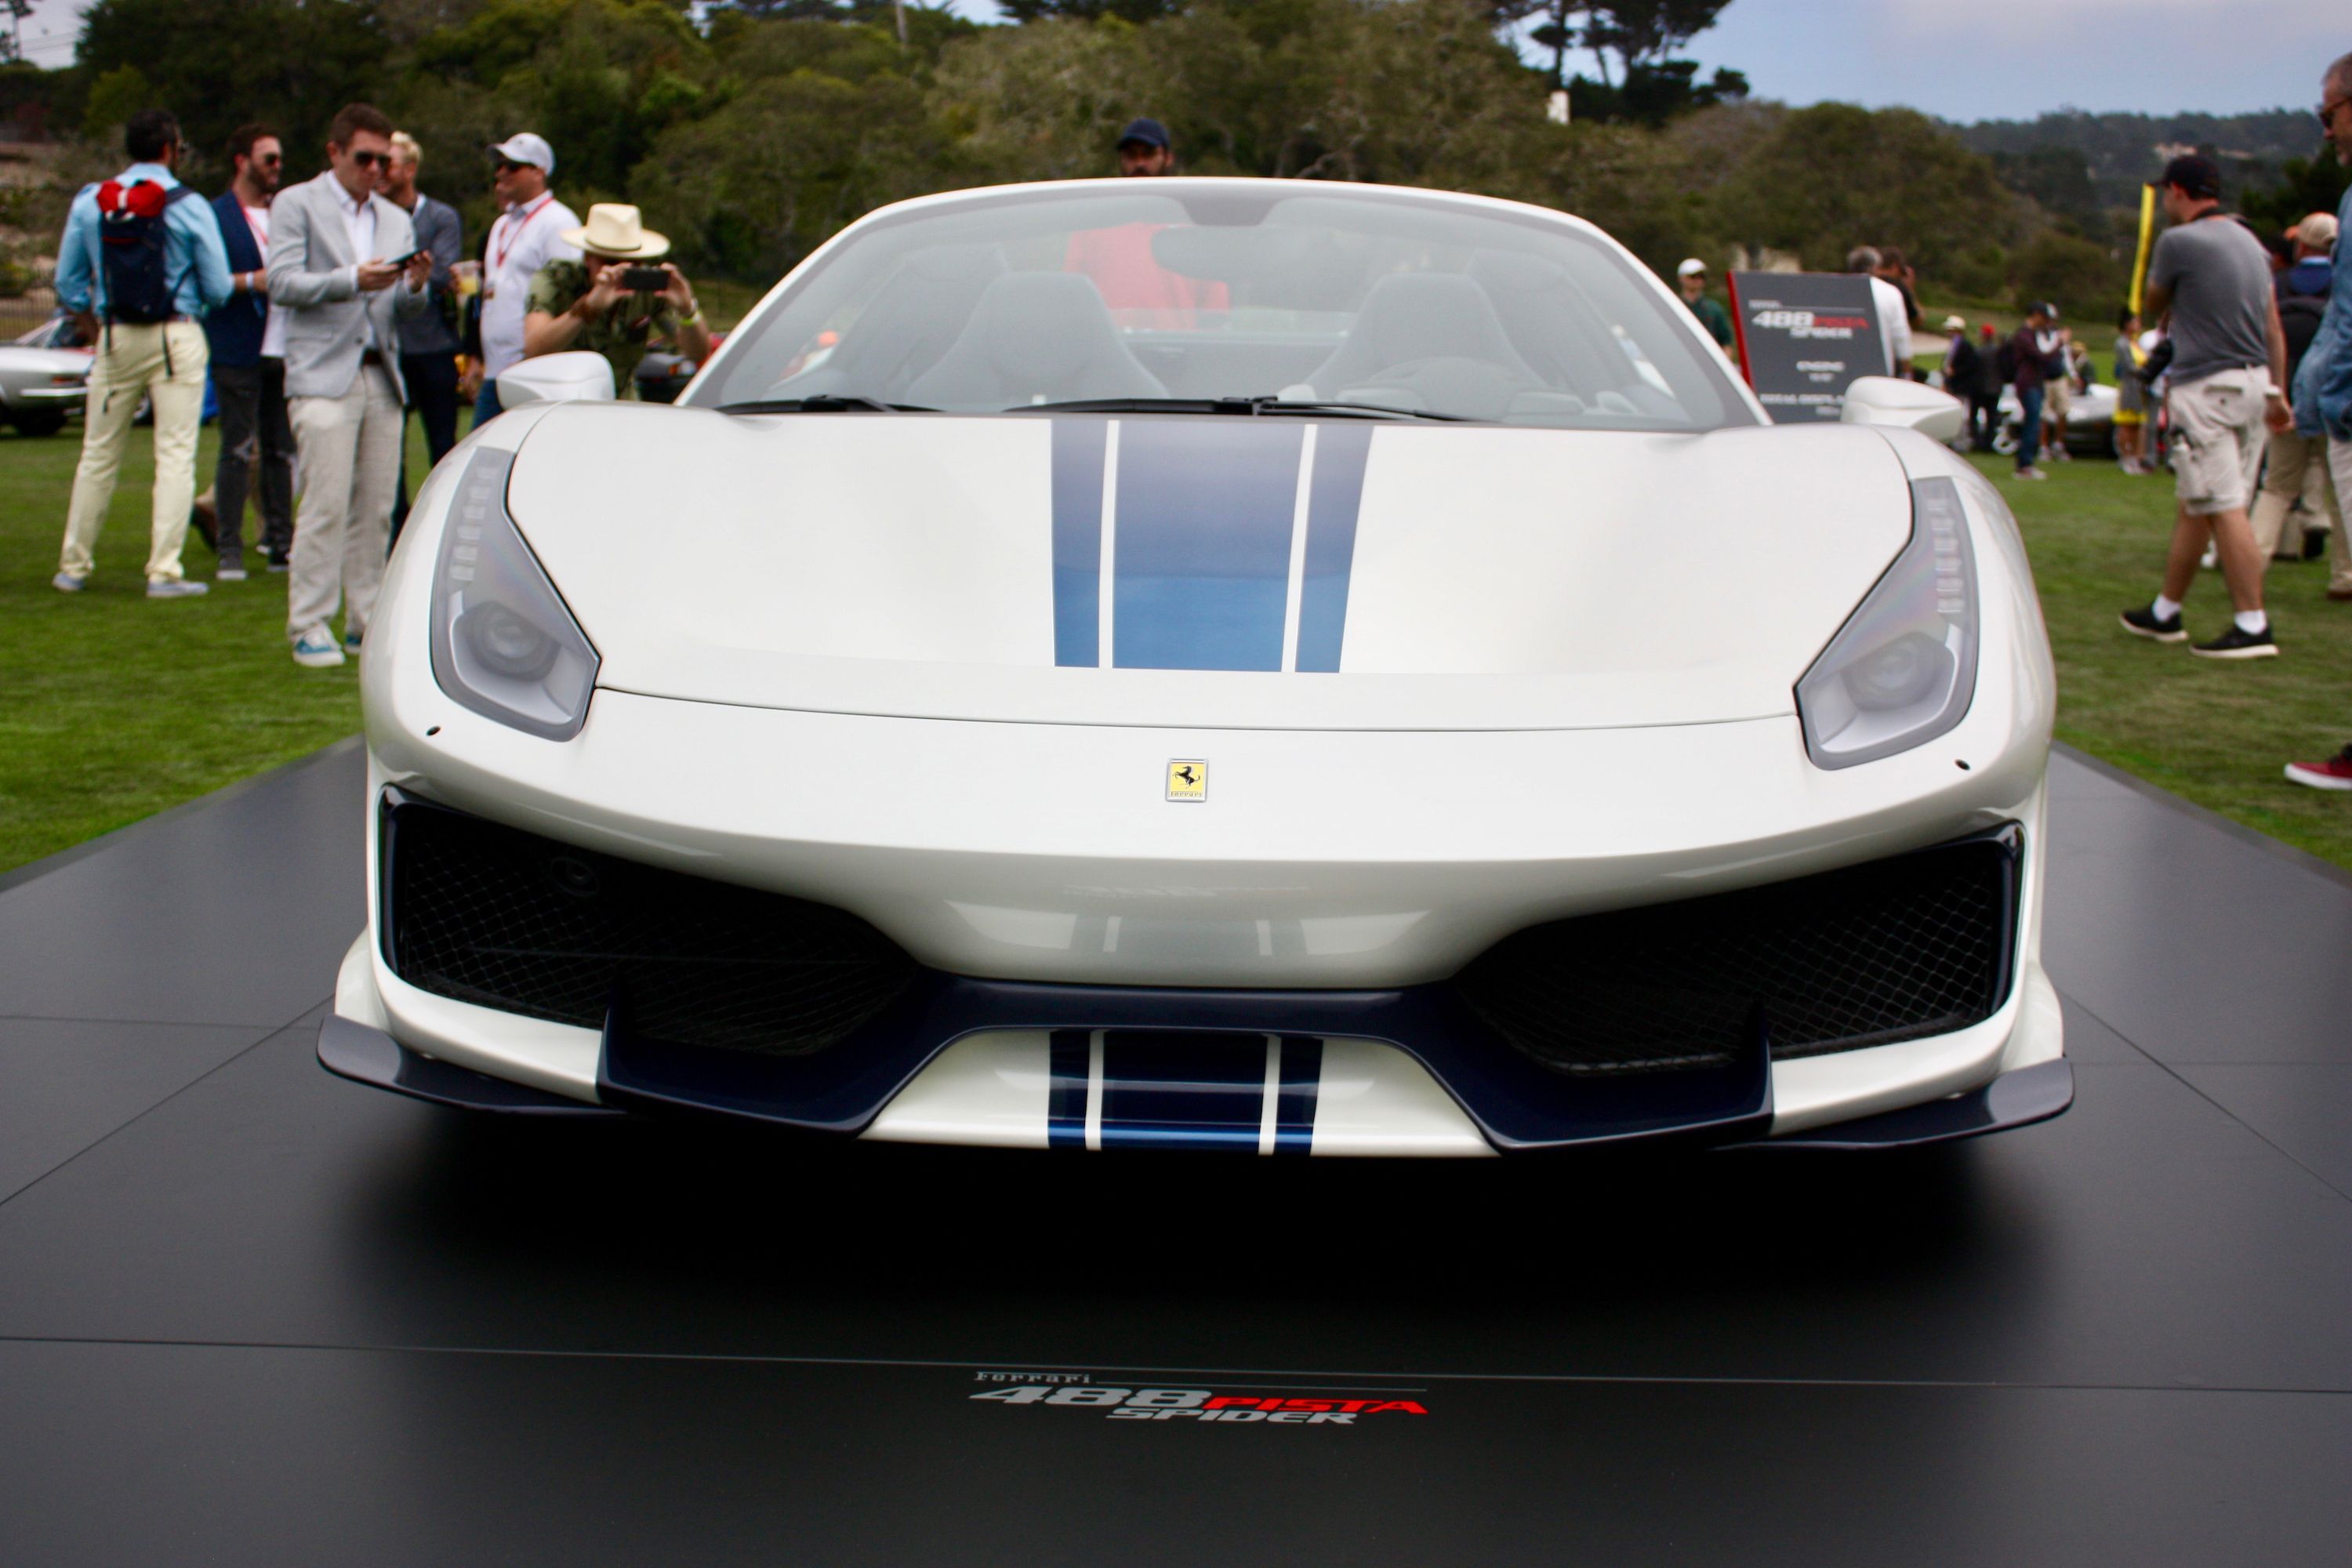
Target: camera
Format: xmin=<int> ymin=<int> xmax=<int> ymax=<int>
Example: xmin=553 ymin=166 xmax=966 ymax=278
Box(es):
xmin=620 ymin=266 xmax=668 ymax=292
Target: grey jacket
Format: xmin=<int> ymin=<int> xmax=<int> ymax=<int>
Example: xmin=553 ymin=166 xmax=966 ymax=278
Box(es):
xmin=265 ymin=170 xmax=429 ymax=401
xmin=394 ymin=193 xmax=463 ymax=357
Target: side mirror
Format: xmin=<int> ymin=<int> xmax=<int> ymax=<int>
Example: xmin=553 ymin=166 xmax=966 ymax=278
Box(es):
xmin=1841 ymin=375 xmax=1965 ymax=443
xmin=496 ymin=350 xmax=616 ymax=408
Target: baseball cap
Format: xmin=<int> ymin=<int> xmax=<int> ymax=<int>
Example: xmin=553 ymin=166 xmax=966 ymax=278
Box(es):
xmin=1941 ymin=314 xmax=1966 ymax=332
xmin=1676 ymin=257 xmax=1708 ymax=277
xmin=2159 ymin=153 xmax=2221 ymax=200
xmin=2297 ymin=211 xmax=2339 ymax=251
xmin=1116 ymin=117 xmax=1170 ymax=151
xmin=488 ymin=132 xmax=554 ymax=174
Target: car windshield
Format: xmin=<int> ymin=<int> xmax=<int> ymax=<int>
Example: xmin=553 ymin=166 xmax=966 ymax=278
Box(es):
xmin=688 ymin=183 xmax=1754 ymax=430
xmin=12 ymin=316 xmax=79 ymax=349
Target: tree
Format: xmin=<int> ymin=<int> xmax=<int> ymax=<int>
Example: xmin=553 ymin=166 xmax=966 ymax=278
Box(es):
xmin=1581 ymin=0 xmax=1729 ymax=85
xmin=1715 ymin=103 xmax=2031 ymax=281
xmin=73 ymin=0 xmax=389 ymax=173
xmin=997 ymin=0 xmax=1183 ymax=21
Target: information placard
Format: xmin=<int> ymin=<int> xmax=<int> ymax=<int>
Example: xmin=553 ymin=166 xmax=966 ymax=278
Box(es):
xmin=1726 ymin=272 xmax=1888 ymax=423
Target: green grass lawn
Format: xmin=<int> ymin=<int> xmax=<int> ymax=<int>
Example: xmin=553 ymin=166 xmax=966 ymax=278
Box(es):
xmin=3 ymin=418 xmax=2349 ymax=876
xmin=0 ymin=417 xmax=408 ymax=871
xmin=1980 ymin=449 xmax=2352 ymax=868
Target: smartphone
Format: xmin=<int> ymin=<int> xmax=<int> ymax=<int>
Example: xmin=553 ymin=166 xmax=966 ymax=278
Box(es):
xmin=620 ymin=266 xmax=668 ymax=292
xmin=382 ymin=250 xmax=420 ymax=269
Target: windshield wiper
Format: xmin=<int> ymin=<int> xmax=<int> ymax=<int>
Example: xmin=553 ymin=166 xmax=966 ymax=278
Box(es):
xmin=716 ymin=396 xmax=933 ymax=414
xmin=1017 ymin=396 xmax=1469 ymax=422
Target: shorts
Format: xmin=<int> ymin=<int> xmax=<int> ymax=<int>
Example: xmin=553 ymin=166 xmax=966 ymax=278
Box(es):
xmin=2045 ymin=380 xmax=2071 ymax=420
xmin=2166 ymin=367 xmax=2269 ymax=514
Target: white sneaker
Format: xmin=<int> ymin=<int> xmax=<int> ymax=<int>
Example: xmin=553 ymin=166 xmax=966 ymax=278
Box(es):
xmin=146 ymin=578 xmax=209 ymax=599
xmin=2199 ymin=547 xmax=2218 ymax=570
xmin=216 ymin=567 xmax=248 ymax=583
xmin=292 ymin=627 xmax=347 ymax=668
xmin=52 ymin=572 xmax=85 ymax=593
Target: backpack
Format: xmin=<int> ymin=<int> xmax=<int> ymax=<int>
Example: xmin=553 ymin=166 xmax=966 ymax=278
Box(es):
xmin=1994 ymin=338 xmax=2018 ymax=384
xmin=92 ymin=178 xmax=197 ymax=325
xmin=2281 ymin=292 xmax=2326 ymax=385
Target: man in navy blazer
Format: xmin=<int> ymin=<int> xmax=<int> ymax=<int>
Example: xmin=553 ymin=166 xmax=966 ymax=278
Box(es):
xmin=201 ymin=123 xmax=296 ymax=577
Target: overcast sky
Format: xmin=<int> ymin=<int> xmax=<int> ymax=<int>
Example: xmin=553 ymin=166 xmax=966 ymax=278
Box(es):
xmin=9 ymin=0 xmax=2340 ymax=124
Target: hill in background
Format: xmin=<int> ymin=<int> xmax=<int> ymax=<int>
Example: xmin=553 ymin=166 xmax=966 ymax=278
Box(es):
xmin=1951 ymin=108 xmax=2321 ymax=215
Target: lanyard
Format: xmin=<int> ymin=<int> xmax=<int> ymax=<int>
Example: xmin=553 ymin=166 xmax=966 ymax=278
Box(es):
xmin=492 ymin=195 xmax=551 ymax=274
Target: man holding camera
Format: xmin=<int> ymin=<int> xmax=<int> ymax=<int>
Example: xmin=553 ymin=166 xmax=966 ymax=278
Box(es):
xmin=267 ymin=102 xmax=432 ymax=668
xmin=521 ymin=204 xmax=709 ymax=398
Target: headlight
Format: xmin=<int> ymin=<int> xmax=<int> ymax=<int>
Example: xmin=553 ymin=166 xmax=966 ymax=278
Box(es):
xmin=1796 ymin=476 xmax=1978 ymax=769
xmin=428 ymin=448 xmax=598 ymax=740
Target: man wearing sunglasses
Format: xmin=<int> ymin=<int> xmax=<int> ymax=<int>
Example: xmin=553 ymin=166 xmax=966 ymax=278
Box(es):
xmin=266 ymin=102 xmax=433 ymax=669
xmin=201 ymin=122 xmax=296 ymax=579
xmin=471 ymin=132 xmax=579 ymax=425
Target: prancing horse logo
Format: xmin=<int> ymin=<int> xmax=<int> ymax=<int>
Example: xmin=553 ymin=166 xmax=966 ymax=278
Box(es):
xmin=1166 ymin=760 xmax=1208 ymax=802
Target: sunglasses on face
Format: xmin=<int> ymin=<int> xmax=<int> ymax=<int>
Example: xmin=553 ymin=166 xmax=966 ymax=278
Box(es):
xmin=493 ymin=160 xmax=528 ymax=175
xmin=350 ymin=149 xmax=389 ymax=169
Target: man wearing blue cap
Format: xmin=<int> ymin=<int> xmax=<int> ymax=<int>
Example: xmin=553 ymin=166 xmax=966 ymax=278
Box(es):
xmin=1065 ymin=115 xmax=1225 ymax=329
xmin=1116 ymin=118 xmax=1175 ymax=177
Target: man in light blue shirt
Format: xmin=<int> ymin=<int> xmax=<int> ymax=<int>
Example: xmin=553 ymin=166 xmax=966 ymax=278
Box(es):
xmin=2283 ymin=49 xmax=2352 ymax=789
xmin=52 ymin=107 xmax=233 ymax=597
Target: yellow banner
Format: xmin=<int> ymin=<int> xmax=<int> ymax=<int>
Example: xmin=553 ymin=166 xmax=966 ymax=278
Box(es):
xmin=2127 ymin=183 xmax=2158 ymax=316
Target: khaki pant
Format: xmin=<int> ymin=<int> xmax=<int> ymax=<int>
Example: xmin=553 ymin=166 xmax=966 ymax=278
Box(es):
xmin=2251 ymin=429 xmax=2342 ymax=561
xmin=2332 ymin=437 xmax=2352 ymax=596
xmin=58 ymin=321 xmax=209 ymax=583
xmin=288 ymin=365 xmax=402 ymax=641
xmin=2167 ymin=368 xmax=2270 ymax=515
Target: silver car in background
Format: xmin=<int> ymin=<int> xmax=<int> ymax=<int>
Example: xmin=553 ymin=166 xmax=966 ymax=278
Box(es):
xmin=0 ymin=313 xmax=93 ymax=437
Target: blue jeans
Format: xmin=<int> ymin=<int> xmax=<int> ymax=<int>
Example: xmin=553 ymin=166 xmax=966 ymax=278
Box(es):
xmin=473 ymin=379 xmax=503 ymax=429
xmin=2016 ymin=383 xmax=2043 ymax=470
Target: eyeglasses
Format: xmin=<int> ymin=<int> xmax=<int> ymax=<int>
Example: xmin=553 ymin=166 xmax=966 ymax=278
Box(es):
xmin=350 ymin=150 xmax=388 ymax=169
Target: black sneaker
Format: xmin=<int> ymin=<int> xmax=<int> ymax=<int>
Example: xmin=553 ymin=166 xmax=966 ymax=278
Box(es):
xmin=2190 ymin=624 xmax=2278 ymax=659
xmin=2119 ymin=605 xmax=2185 ymax=642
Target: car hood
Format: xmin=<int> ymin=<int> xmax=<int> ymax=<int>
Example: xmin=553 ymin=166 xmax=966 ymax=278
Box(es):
xmin=503 ymin=406 xmax=1912 ymax=731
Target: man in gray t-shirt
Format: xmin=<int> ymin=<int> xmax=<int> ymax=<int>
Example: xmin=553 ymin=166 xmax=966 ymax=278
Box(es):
xmin=2119 ymin=154 xmax=2292 ymax=660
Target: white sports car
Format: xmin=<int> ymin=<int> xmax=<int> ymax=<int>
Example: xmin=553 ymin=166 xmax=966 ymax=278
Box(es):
xmin=322 ymin=178 xmax=2070 ymax=1155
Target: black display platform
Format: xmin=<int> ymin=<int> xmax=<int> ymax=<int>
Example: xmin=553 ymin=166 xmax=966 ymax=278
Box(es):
xmin=3 ymin=739 xmax=2349 ymax=1564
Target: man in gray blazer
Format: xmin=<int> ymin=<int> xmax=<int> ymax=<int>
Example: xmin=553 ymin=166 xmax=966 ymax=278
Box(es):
xmin=266 ymin=102 xmax=432 ymax=668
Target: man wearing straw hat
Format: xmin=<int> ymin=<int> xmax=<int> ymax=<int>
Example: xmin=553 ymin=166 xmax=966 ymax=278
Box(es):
xmin=520 ymin=203 xmax=710 ymax=396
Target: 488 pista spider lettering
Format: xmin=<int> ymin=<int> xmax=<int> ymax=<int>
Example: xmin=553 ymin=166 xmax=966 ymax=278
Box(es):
xmin=321 ymin=178 xmax=2069 ymax=1154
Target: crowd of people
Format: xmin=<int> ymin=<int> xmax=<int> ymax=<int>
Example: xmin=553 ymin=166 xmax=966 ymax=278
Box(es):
xmin=45 ymin=103 xmax=707 ymax=666
xmin=35 ymin=76 xmax=2352 ymax=793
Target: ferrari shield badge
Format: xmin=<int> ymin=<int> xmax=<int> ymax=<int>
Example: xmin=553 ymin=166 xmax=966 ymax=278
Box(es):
xmin=1166 ymin=760 xmax=1208 ymax=802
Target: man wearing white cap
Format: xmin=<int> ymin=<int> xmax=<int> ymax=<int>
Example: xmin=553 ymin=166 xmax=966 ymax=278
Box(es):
xmin=1674 ymin=257 xmax=1733 ymax=350
xmin=521 ymin=203 xmax=710 ymax=396
xmin=473 ymin=132 xmax=579 ymax=423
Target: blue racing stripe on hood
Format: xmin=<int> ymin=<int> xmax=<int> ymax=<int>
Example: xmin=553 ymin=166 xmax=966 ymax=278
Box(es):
xmin=1050 ymin=420 xmax=1106 ymax=667
xmin=1294 ymin=422 xmax=1372 ymax=674
xmin=1111 ymin=420 xmax=1304 ymax=672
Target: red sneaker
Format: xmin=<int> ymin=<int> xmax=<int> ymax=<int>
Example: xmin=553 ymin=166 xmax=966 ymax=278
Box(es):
xmin=2284 ymin=746 xmax=2352 ymax=791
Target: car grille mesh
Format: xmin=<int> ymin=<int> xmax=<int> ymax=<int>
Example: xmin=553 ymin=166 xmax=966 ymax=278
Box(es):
xmin=1451 ymin=834 xmax=2016 ymax=1075
xmin=385 ymin=802 xmax=918 ymax=1056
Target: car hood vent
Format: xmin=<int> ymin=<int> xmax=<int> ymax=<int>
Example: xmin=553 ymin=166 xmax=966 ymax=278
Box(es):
xmin=503 ymin=406 xmax=1914 ymax=731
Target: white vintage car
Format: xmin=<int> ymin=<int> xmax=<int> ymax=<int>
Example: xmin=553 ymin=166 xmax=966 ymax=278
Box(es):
xmin=321 ymin=178 xmax=2068 ymax=1155
xmin=0 ymin=312 xmax=93 ymax=436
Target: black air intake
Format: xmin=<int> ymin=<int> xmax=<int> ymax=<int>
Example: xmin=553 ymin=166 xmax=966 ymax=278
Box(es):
xmin=382 ymin=797 xmax=918 ymax=1056
xmin=1450 ymin=829 xmax=2020 ymax=1075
